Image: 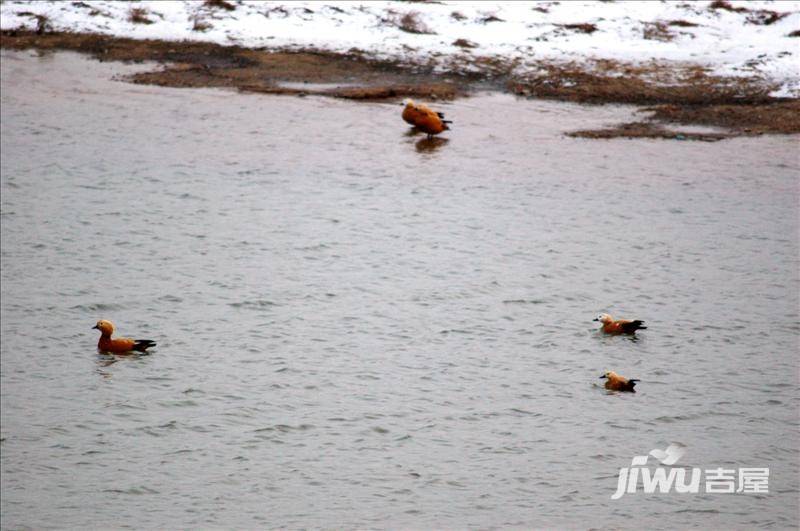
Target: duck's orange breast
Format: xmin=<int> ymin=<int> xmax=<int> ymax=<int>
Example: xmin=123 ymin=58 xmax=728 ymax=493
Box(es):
xmin=98 ymin=336 xmax=136 ymax=353
xmin=605 ymin=377 xmax=627 ymax=391
xmin=414 ymin=112 xmax=447 ymax=135
xmin=402 ymin=105 xmax=421 ymax=125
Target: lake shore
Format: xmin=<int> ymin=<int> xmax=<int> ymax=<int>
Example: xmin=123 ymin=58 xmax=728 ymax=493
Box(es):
xmin=2 ymin=29 xmax=798 ymax=140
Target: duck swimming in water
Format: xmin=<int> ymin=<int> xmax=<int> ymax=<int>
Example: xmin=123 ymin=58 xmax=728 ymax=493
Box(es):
xmin=594 ymin=313 xmax=647 ymax=335
xmin=92 ymin=319 xmax=156 ymax=353
xmin=599 ymin=371 xmax=639 ymax=392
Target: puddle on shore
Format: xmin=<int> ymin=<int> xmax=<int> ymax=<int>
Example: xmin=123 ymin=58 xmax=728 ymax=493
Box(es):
xmin=276 ymin=81 xmax=363 ymax=91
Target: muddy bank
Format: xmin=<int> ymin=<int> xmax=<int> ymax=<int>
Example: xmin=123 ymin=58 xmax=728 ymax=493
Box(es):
xmin=506 ymin=59 xmax=800 ymax=140
xmin=569 ymin=100 xmax=800 ymax=140
xmin=2 ymin=30 xmax=798 ymax=139
xmin=0 ymin=31 xmax=466 ymax=100
xmin=567 ymin=122 xmax=731 ymax=142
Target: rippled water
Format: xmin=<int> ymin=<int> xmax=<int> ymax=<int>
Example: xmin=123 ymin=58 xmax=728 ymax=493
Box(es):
xmin=1 ymin=50 xmax=798 ymax=529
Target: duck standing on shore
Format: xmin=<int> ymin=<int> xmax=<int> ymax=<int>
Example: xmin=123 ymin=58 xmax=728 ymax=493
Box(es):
xmin=92 ymin=320 xmax=156 ymax=354
xmin=401 ymin=98 xmax=451 ymax=138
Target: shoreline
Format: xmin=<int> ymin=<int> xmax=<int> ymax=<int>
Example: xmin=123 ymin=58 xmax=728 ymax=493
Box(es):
xmin=2 ymin=30 xmax=798 ymax=140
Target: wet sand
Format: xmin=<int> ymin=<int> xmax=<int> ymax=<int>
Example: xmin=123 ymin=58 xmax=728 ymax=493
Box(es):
xmin=2 ymin=30 xmax=799 ymax=140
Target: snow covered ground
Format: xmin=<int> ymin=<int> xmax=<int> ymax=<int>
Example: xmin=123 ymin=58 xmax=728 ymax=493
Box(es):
xmin=2 ymin=1 xmax=798 ymax=97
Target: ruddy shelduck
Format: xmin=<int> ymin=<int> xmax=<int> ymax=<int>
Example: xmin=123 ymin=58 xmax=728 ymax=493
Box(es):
xmin=92 ymin=319 xmax=156 ymax=353
xmin=401 ymin=98 xmax=451 ymax=138
xmin=599 ymin=371 xmax=639 ymax=392
xmin=594 ymin=313 xmax=647 ymax=334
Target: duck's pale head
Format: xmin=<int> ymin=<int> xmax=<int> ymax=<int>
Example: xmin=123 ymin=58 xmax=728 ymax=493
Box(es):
xmin=92 ymin=319 xmax=114 ymax=335
xmin=594 ymin=313 xmax=613 ymax=324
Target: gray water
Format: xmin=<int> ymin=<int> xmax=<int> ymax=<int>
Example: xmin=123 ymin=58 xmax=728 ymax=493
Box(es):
xmin=1 ymin=50 xmax=798 ymax=530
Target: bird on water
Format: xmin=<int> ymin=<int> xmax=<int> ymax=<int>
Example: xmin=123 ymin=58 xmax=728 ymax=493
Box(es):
xmin=599 ymin=371 xmax=639 ymax=392
xmin=92 ymin=319 xmax=156 ymax=353
xmin=593 ymin=313 xmax=647 ymax=335
xmin=401 ymin=98 xmax=452 ymax=138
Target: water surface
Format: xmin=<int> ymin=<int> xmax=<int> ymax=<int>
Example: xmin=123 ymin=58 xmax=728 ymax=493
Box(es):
xmin=1 ymin=50 xmax=798 ymax=529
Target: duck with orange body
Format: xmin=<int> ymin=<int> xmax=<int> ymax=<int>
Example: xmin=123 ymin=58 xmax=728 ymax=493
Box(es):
xmin=401 ymin=98 xmax=451 ymax=138
xmin=599 ymin=371 xmax=639 ymax=392
xmin=594 ymin=313 xmax=647 ymax=335
xmin=93 ymin=319 xmax=156 ymax=353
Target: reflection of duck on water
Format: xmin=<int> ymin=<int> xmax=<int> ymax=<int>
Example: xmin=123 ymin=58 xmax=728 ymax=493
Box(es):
xmin=415 ymin=137 xmax=449 ymax=153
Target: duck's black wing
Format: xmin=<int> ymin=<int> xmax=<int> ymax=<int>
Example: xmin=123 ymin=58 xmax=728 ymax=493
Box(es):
xmin=132 ymin=339 xmax=157 ymax=351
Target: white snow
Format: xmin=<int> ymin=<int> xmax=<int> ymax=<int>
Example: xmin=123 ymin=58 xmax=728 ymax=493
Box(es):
xmin=2 ymin=0 xmax=798 ymax=97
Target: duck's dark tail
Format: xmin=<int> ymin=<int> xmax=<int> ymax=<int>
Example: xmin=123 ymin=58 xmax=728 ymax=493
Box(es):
xmin=133 ymin=339 xmax=157 ymax=351
xmin=622 ymin=320 xmax=646 ymax=333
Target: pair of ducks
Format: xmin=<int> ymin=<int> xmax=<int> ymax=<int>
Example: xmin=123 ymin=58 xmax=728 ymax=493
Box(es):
xmin=93 ymin=312 xmax=645 ymax=392
xmin=594 ymin=313 xmax=646 ymax=392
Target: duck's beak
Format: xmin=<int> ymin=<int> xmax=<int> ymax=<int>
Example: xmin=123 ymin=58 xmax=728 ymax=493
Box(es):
xmin=593 ymin=318 xmax=599 ymax=322
xmin=92 ymin=324 xmax=99 ymax=330
xmin=599 ymin=374 xmax=607 ymax=379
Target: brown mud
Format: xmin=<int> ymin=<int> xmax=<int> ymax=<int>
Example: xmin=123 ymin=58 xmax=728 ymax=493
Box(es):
xmin=568 ymin=122 xmax=731 ymax=142
xmin=2 ymin=30 xmax=798 ymax=140
xmin=0 ymin=31 xmax=465 ymax=100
